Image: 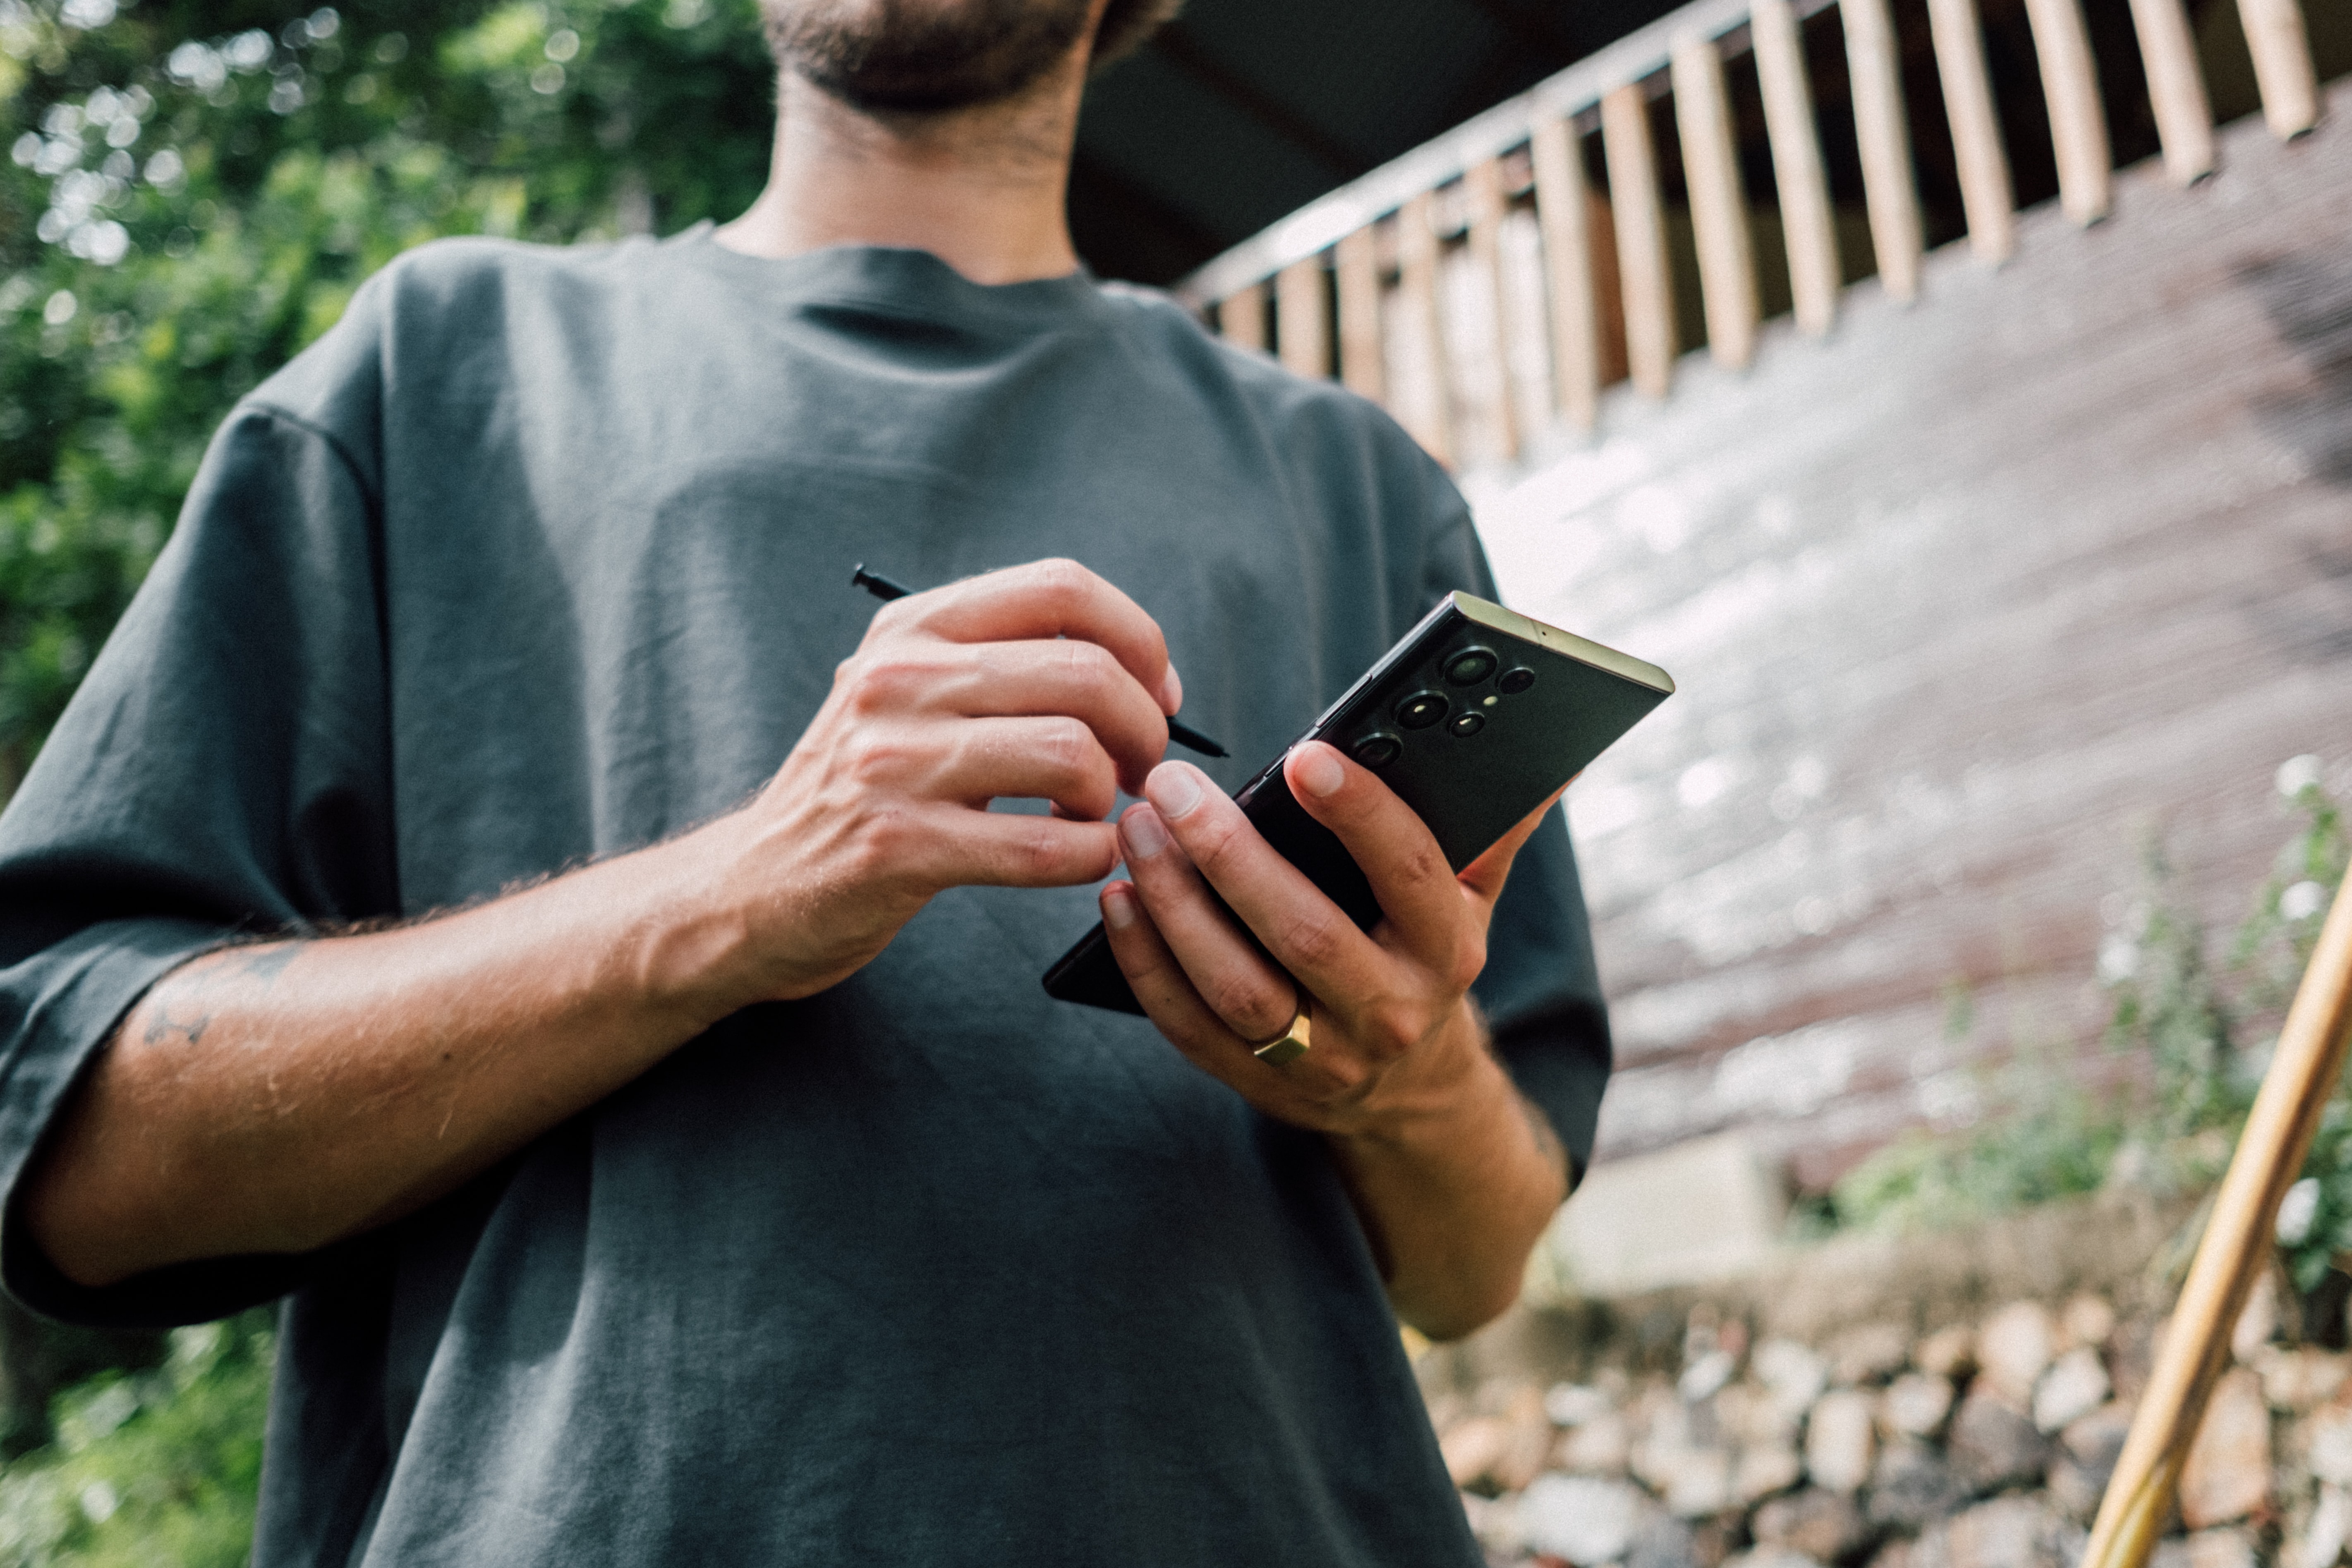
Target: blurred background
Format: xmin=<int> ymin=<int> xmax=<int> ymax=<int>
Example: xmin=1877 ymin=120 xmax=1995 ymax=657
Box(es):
xmin=2 ymin=0 xmax=2348 ymax=1562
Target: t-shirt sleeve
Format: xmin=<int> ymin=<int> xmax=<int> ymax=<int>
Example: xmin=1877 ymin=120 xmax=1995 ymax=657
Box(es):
xmin=0 ymin=399 xmax=396 ymax=1328
xmin=1416 ymin=485 xmax=1614 ymax=1183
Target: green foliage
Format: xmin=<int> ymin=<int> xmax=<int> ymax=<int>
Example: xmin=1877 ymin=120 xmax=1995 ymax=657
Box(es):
xmin=0 ymin=1314 xmax=272 ymax=1568
xmin=1819 ymin=761 xmax=2348 ymax=1264
xmin=1 ymin=0 xmax=779 ymax=786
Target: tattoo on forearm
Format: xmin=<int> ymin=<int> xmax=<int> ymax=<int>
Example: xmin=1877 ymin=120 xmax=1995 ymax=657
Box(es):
xmin=138 ymin=940 xmax=312 ymax=1048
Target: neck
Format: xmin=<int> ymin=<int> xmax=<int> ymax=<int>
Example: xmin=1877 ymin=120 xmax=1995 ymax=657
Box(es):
xmin=715 ymin=63 xmax=1087 ymax=286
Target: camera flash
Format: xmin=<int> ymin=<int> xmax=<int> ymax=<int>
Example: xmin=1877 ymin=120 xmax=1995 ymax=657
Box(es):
xmin=1483 ymin=696 xmax=1497 ymax=707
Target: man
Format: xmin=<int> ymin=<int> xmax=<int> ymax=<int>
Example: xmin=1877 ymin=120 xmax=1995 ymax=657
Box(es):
xmin=0 ymin=0 xmax=1612 ymax=1561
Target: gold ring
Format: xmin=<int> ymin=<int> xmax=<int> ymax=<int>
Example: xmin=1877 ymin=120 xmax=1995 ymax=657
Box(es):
xmin=1251 ymin=1001 xmax=1313 ymax=1066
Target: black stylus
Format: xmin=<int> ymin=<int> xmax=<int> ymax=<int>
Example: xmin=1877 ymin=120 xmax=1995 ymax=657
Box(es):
xmin=850 ymin=564 xmax=1229 ymax=759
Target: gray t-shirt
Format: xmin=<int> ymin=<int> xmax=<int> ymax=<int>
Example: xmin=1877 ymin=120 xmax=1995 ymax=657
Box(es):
xmin=0 ymin=231 xmax=1611 ymax=1566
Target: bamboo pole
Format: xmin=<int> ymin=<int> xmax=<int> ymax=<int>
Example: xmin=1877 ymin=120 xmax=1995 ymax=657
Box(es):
xmin=1530 ymin=113 xmax=1602 ymax=429
xmin=1751 ymin=0 xmax=1842 ymax=334
xmin=2023 ymin=0 xmax=2115 ymax=223
xmin=1277 ymin=256 xmax=1331 ymax=380
xmin=2237 ymin=0 xmax=2321 ymax=138
xmin=2127 ymin=0 xmax=2217 ymax=183
xmin=1397 ymin=191 xmax=1456 ymax=466
xmin=1926 ymin=0 xmax=2019 ymax=261
xmin=1672 ymin=32 xmax=1760 ymax=371
xmin=2083 ymin=875 xmax=2352 ymax=1568
xmin=1842 ymin=0 xmax=1925 ymax=302
xmin=1601 ymin=82 xmax=1676 ymax=398
xmin=1219 ymin=281 xmax=1267 ymax=352
xmin=1465 ymin=157 xmax=1521 ymax=459
xmin=1335 ymin=227 xmax=1386 ymax=405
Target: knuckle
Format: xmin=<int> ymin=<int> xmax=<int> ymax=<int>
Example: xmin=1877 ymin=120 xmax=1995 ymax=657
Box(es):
xmin=1031 ymin=556 xmax=1094 ymax=607
xmin=1278 ymin=906 xmax=1347 ymax=973
xmin=1395 ymin=838 xmax=1449 ymax=889
xmin=1449 ymin=932 xmax=1487 ymax=992
xmin=1205 ymin=972 xmax=1284 ymax=1035
xmin=1365 ymin=995 xmax=1428 ymax=1056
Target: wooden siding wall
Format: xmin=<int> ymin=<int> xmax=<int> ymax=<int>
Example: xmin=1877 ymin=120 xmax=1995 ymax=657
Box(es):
xmin=1471 ymin=91 xmax=2352 ymax=1187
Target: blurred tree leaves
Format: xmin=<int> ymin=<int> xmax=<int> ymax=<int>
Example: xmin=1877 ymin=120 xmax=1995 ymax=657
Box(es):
xmin=0 ymin=0 xmax=778 ymax=791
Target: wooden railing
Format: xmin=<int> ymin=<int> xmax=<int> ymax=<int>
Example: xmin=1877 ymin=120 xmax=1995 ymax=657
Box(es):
xmin=1175 ymin=0 xmax=2328 ymax=471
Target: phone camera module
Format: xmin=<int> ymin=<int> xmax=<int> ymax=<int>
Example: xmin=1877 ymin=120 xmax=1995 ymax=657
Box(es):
xmin=1498 ymin=667 xmax=1535 ymax=694
xmin=1351 ymin=732 xmax=1404 ymax=769
xmin=1394 ymin=691 xmax=1449 ymax=730
xmin=1447 ymin=711 xmax=1485 ymax=738
xmin=1443 ymin=647 xmax=1497 ymax=687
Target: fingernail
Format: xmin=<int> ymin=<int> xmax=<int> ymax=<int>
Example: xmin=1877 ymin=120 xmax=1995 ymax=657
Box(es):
xmin=1121 ymin=805 xmax=1169 ymax=859
xmin=1146 ymin=764 xmax=1203 ymax=820
xmin=1103 ymin=884 xmax=1138 ymax=930
xmin=1159 ymin=666 xmax=1184 ymax=716
xmin=1292 ymin=743 xmax=1345 ymax=800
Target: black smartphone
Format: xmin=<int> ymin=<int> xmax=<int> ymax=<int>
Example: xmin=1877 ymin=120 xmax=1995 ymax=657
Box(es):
xmin=1041 ymin=591 xmax=1675 ymax=1014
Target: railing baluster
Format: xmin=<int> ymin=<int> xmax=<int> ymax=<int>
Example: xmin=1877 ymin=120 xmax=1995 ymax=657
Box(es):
xmin=1335 ymin=228 xmax=1386 ymax=405
xmin=1219 ymin=282 xmax=1267 ymax=352
xmin=1398 ymin=191 xmax=1457 ymax=466
xmin=1926 ymin=0 xmax=2019 ymax=260
xmin=1843 ymin=0 xmax=1925 ymax=302
xmin=2237 ymin=0 xmax=2321 ymax=137
xmin=1673 ymin=33 xmax=1760 ymax=371
xmin=1277 ymin=257 xmax=1331 ymax=379
xmin=1530 ymin=113 xmax=1603 ymax=429
xmin=1465 ymin=158 xmax=1523 ymax=458
xmin=1601 ymin=82 xmax=1677 ymax=398
xmin=2127 ymin=0 xmax=2216 ymax=182
xmin=1750 ymin=0 xmax=1842 ymax=335
xmin=2023 ymin=0 xmax=2115 ymax=222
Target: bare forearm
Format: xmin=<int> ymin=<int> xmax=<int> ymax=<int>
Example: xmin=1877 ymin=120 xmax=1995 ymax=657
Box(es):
xmin=1326 ymin=1008 xmax=1569 ymax=1342
xmin=24 ymin=827 xmax=757 ymax=1289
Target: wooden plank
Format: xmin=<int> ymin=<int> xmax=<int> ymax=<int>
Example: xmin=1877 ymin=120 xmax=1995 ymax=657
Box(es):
xmin=1672 ymin=32 xmax=1760 ymax=371
xmin=1334 ymin=228 xmax=1386 ymax=404
xmin=1601 ymin=81 xmax=1677 ymax=398
xmin=2127 ymin=0 xmax=2216 ymax=183
xmin=1926 ymin=0 xmax=2019 ymax=261
xmin=1530 ymin=113 xmax=1602 ymax=428
xmin=1397 ymin=191 xmax=1456 ymax=466
xmin=2022 ymin=0 xmax=2115 ymax=223
xmin=1842 ymin=0 xmax=1925 ymax=302
xmin=1750 ymin=0 xmax=1842 ymax=334
xmin=1218 ymin=282 xmax=1267 ymax=352
xmin=2235 ymin=0 xmax=2320 ymax=138
xmin=1465 ymin=158 xmax=1522 ymax=459
xmin=1276 ymin=256 xmax=1331 ymax=379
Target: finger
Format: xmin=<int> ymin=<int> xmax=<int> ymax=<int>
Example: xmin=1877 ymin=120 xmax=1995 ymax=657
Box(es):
xmin=1279 ymin=742 xmax=1467 ymax=962
xmin=920 ymin=807 xmax=1121 ymax=889
xmin=1456 ymin=783 xmax=1571 ymax=907
xmin=1099 ymin=882 xmax=1250 ymax=1060
xmin=1117 ymin=803 xmax=1302 ymax=1046
xmin=1135 ymin=764 xmax=1393 ymax=1010
xmin=879 ymin=558 xmax=1182 ymax=716
xmin=843 ymin=639 xmax=1168 ymax=796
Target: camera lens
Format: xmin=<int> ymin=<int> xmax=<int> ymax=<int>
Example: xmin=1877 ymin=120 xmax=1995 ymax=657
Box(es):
xmin=1447 ymin=711 xmax=1485 ymax=738
xmin=1394 ymin=691 xmax=1448 ymax=729
xmin=1351 ymin=732 xmax=1403 ymax=769
xmin=1443 ymin=647 xmax=1497 ymax=686
xmin=1498 ymin=666 xmax=1535 ymax=694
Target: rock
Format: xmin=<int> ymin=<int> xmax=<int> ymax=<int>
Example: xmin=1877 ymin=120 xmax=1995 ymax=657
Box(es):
xmin=1976 ymin=1302 xmax=2057 ymax=1407
xmin=1882 ymin=1374 xmax=1955 ymax=1439
xmin=2047 ymin=1403 xmax=2134 ymax=1523
xmin=1558 ymin=1411 xmax=1636 ymax=1477
xmin=1756 ymin=1340 xmax=1831 ymax=1430
xmin=1725 ymin=1551 xmax=1826 ymax=1568
xmin=1518 ymin=1474 xmax=1647 ymax=1565
xmin=1628 ymin=1513 xmax=1704 ymax=1568
xmin=1867 ymin=1439 xmax=1969 ymax=1532
xmin=1807 ymin=1389 xmax=1878 ymax=1494
xmin=1547 ymin=1131 xmax=1790 ymax=1295
xmin=1947 ymin=1391 xmax=2050 ymax=1494
xmin=1443 ymin=1417 xmax=1511 ymax=1488
xmin=2299 ymin=1484 xmax=2352 ymax=1568
xmin=2032 ymin=1348 xmax=2112 ymax=1433
xmin=2061 ymin=1294 xmax=2117 ymax=1351
xmin=1720 ymin=1382 xmax=1802 ymax=1451
xmin=1914 ymin=1327 xmax=1976 ymax=1381
xmin=2179 ymin=1367 xmax=2272 ymax=1528
xmin=1914 ymin=1494 xmax=2067 ymax=1568
xmin=1753 ymin=1488 xmax=1869 ymax=1564
xmin=2308 ymin=1405 xmax=2352 ymax=1487
xmin=1547 ymin=1382 xmax=1617 ymax=1428
xmin=1868 ymin=1543 xmax=1914 ymax=1568
xmin=1683 ymin=1349 xmax=1739 ymax=1404
xmin=2232 ymin=1272 xmax=2280 ymax=1364
xmin=1736 ymin=1443 xmax=1805 ymax=1506
xmin=2259 ymin=1348 xmax=2352 ymax=1414
xmin=1662 ymin=1444 xmax=1734 ymax=1518
xmin=1492 ymin=1385 xmax=1556 ymax=1493
xmin=1830 ymin=1324 xmax=1912 ymax=1388
xmin=2183 ymin=1525 xmax=2257 ymax=1568
xmin=1460 ymin=1490 xmax=1523 ymax=1558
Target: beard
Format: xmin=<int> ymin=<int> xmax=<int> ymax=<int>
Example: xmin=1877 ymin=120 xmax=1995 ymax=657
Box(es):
xmin=761 ymin=0 xmax=1099 ymax=113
